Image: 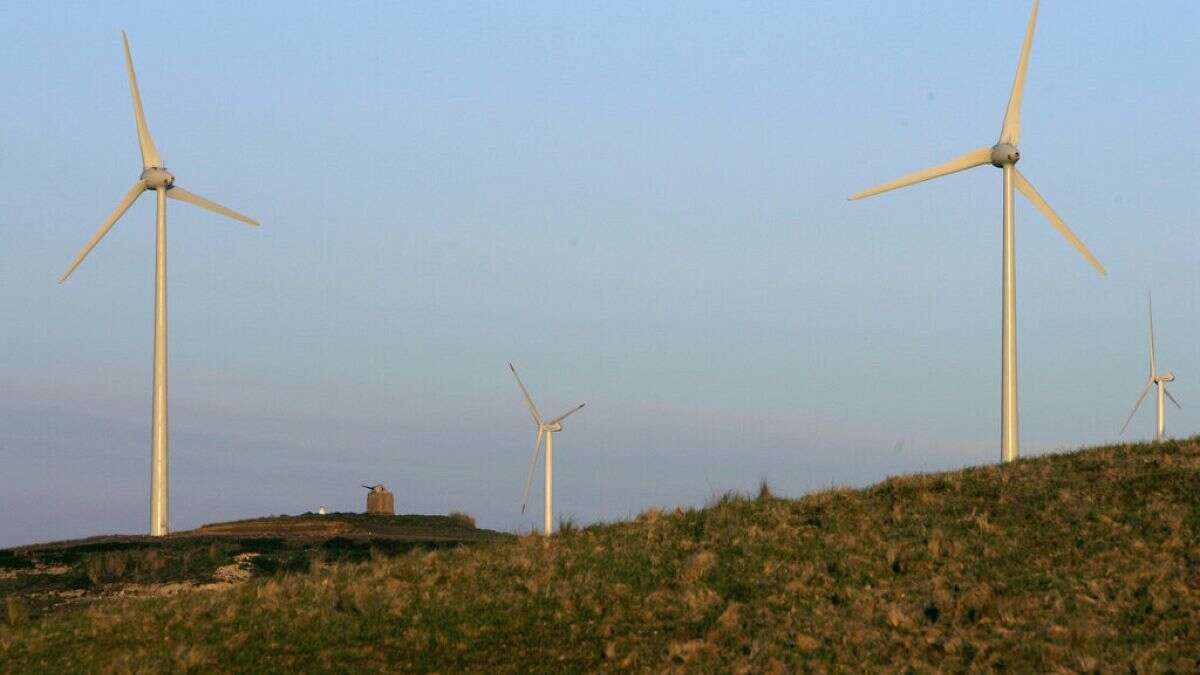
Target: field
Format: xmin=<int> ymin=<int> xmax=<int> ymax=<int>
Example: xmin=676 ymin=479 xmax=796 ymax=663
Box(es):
xmin=0 ymin=512 xmax=501 ymax=619
xmin=2 ymin=439 xmax=1198 ymax=672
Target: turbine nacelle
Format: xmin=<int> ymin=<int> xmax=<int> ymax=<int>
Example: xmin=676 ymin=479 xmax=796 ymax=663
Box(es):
xmin=140 ymin=167 xmax=175 ymax=189
xmin=1156 ymin=372 xmax=1176 ymax=383
xmin=990 ymin=143 xmax=1020 ymax=167
xmin=540 ymin=422 xmax=564 ymax=433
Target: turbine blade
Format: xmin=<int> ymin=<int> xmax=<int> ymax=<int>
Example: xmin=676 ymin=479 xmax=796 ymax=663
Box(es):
xmin=122 ymin=31 xmax=161 ymax=169
xmin=59 ymin=180 xmax=147 ymax=283
xmin=848 ymin=147 xmax=992 ymax=201
xmin=1148 ymin=292 xmax=1157 ymax=378
xmin=520 ymin=428 xmax=546 ymax=515
xmin=167 ymin=186 xmax=259 ymax=226
xmin=1012 ymin=169 xmax=1105 ymax=275
xmin=1164 ymin=388 xmax=1181 ymax=410
xmin=548 ymin=403 xmax=585 ymax=425
xmin=1000 ymin=0 xmax=1040 ymax=145
xmin=508 ymin=363 xmax=543 ymax=426
xmin=1119 ymin=382 xmax=1153 ymax=435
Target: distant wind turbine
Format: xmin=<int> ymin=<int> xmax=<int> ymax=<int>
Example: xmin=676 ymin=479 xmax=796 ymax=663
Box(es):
xmin=58 ymin=32 xmax=258 ymax=536
xmin=849 ymin=0 xmax=1104 ymax=464
xmin=1120 ymin=294 xmax=1180 ymax=442
xmin=509 ymin=363 xmax=585 ymax=535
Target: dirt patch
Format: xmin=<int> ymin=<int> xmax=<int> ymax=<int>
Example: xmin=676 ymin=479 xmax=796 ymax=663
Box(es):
xmin=213 ymin=553 xmax=258 ymax=584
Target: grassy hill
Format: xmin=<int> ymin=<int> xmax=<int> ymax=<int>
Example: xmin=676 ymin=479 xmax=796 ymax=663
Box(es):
xmin=3 ymin=439 xmax=1199 ymax=672
xmin=0 ymin=513 xmax=504 ymax=619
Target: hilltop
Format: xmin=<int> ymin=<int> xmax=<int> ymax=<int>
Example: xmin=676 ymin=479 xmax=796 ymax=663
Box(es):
xmin=0 ymin=512 xmax=504 ymax=619
xmin=2 ymin=440 xmax=1198 ymax=672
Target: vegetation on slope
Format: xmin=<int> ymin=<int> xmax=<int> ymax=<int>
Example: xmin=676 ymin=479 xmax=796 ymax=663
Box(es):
xmin=0 ymin=513 xmax=503 ymax=619
xmin=3 ymin=440 xmax=1199 ymax=672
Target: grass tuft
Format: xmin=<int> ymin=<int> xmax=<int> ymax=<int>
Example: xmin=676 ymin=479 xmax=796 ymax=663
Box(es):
xmin=447 ymin=511 xmax=475 ymax=529
xmin=4 ymin=598 xmax=27 ymax=628
xmin=756 ymin=479 xmax=774 ymax=501
xmin=556 ymin=517 xmax=579 ymax=536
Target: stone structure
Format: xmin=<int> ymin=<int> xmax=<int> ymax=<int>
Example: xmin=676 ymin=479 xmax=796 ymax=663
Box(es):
xmin=364 ymin=485 xmax=394 ymax=515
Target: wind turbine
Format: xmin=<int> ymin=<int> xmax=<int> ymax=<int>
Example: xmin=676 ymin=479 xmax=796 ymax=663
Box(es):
xmin=509 ymin=363 xmax=585 ymax=535
xmin=1120 ymin=294 xmax=1180 ymax=442
xmin=849 ymin=0 xmax=1104 ymax=464
xmin=58 ymin=32 xmax=258 ymax=536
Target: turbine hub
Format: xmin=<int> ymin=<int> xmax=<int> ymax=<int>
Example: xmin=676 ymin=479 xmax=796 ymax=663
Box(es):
xmin=543 ymin=423 xmax=563 ymax=433
xmin=990 ymin=143 xmax=1020 ymax=167
xmin=141 ymin=167 xmax=175 ymax=189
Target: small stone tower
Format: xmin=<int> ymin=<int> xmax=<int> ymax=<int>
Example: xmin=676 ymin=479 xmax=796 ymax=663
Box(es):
xmin=363 ymin=484 xmax=394 ymax=515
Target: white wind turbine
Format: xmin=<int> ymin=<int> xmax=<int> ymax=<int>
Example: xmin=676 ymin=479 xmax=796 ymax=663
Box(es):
xmin=1120 ymin=294 xmax=1180 ymax=442
xmin=59 ymin=32 xmax=258 ymax=536
xmin=849 ymin=0 xmax=1105 ymax=464
xmin=509 ymin=363 xmax=585 ymax=535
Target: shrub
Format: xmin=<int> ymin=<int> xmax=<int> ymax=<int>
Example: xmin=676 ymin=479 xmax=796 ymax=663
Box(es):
xmin=447 ymin=512 xmax=476 ymax=529
xmin=757 ymin=479 xmax=773 ymax=501
xmin=208 ymin=542 xmax=231 ymax=565
xmin=5 ymin=597 xmax=27 ymax=627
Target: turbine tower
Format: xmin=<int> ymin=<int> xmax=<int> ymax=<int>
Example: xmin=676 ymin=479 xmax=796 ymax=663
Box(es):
xmin=1121 ymin=294 xmax=1180 ymax=442
xmin=849 ymin=0 xmax=1104 ymax=464
xmin=59 ymin=32 xmax=258 ymax=536
xmin=509 ymin=363 xmax=585 ymax=535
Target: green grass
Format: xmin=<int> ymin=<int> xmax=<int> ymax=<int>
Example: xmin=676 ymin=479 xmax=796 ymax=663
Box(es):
xmin=3 ymin=439 xmax=1199 ymax=672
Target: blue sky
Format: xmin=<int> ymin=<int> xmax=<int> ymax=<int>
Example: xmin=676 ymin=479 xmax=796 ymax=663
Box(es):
xmin=1 ymin=1 xmax=1197 ymax=546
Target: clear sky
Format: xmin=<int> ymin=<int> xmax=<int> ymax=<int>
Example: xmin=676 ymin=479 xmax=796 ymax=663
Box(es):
xmin=1 ymin=1 xmax=1197 ymax=547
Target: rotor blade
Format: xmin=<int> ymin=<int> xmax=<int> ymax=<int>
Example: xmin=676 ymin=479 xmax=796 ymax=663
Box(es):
xmin=848 ymin=147 xmax=992 ymax=201
xmin=59 ymin=180 xmax=147 ymax=283
xmin=520 ymin=428 xmax=546 ymax=515
xmin=1012 ymin=169 xmax=1105 ymax=275
xmin=1119 ymin=382 xmax=1153 ymax=435
xmin=1148 ymin=292 xmax=1157 ymax=378
xmin=166 ymin=186 xmax=259 ymax=226
xmin=548 ymin=403 xmax=585 ymax=426
xmin=1000 ymin=0 xmax=1040 ymax=145
xmin=122 ymin=31 xmax=161 ymax=169
xmin=508 ymin=363 xmax=543 ymax=426
xmin=1164 ymin=388 xmax=1181 ymax=410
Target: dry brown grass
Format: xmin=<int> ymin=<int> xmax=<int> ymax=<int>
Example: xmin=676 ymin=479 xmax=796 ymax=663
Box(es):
xmin=4 ymin=598 xmax=26 ymax=628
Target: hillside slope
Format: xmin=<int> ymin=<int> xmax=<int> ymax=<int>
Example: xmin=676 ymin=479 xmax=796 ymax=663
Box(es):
xmin=0 ymin=513 xmax=504 ymax=619
xmin=3 ymin=440 xmax=1199 ymax=672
